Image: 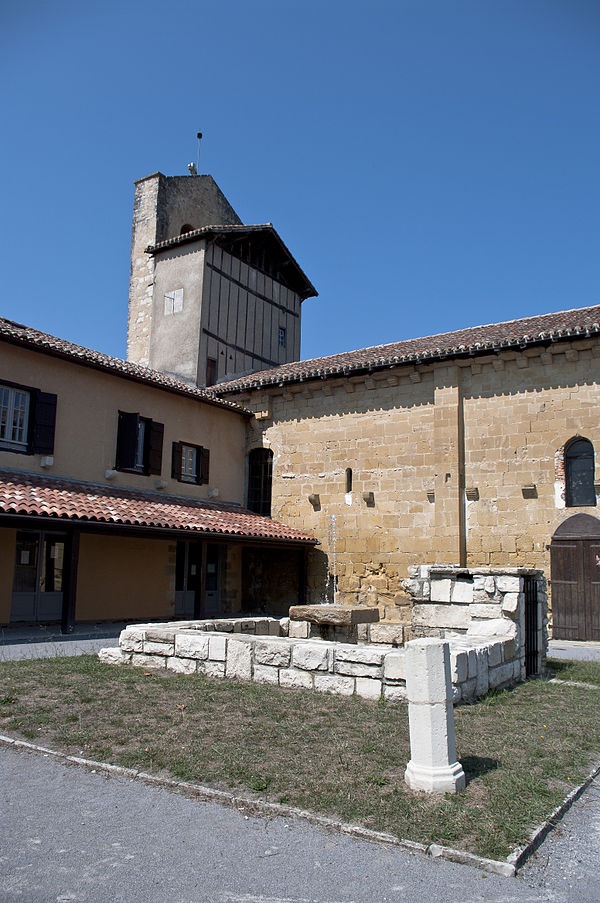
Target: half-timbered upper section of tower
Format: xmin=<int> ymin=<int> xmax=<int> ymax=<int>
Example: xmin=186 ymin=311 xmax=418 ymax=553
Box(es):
xmin=126 ymin=171 xmax=317 ymax=388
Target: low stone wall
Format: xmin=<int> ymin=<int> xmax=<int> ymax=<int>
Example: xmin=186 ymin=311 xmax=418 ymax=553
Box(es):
xmin=99 ymin=617 xmax=524 ymax=704
xmin=403 ymin=565 xmax=547 ymax=676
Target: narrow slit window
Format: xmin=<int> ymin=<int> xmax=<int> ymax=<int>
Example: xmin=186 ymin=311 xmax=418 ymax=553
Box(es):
xmin=345 ymin=468 xmax=353 ymax=493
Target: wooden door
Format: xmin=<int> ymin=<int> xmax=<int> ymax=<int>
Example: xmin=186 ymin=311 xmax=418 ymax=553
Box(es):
xmin=551 ymin=515 xmax=600 ymax=641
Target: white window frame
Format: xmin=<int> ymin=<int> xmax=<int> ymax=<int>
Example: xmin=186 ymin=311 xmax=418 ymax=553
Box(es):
xmin=164 ymin=288 xmax=184 ymax=316
xmin=0 ymin=384 xmax=30 ymax=449
xmin=181 ymin=444 xmax=198 ymax=483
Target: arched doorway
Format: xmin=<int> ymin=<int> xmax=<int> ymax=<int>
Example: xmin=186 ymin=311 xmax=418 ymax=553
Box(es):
xmin=550 ymin=514 xmax=600 ymax=640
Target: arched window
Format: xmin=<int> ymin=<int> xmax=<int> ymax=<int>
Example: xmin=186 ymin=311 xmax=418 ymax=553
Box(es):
xmin=248 ymin=448 xmax=273 ymax=516
xmin=345 ymin=468 xmax=353 ymax=493
xmin=180 ymin=224 xmax=195 ymax=235
xmin=565 ymin=438 xmax=596 ymax=507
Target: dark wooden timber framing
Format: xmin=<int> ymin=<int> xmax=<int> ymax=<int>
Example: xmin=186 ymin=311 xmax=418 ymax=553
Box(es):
xmin=202 ymin=328 xmax=279 ymax=369
xmin=206 ymin=261 xmax=300 ymax=318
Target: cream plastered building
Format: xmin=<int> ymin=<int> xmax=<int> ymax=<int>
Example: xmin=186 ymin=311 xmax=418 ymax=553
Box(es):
xmin=0 ymin=319 xmax=315 ymax=629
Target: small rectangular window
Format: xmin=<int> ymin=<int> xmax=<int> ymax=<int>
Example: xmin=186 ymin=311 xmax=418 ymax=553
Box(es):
xmin=172 ymin=441 xmax=209 ymax=485
xmin=278 ymin=326 xmax=287 ymax=348
xmin=164 ymin=288 xmax=184 ymax=316
xmin=115 ymin=412 xmax=163 ymax=476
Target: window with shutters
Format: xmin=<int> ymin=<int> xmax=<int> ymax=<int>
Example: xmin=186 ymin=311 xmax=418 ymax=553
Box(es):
xmin=171 ymin=441 xmax=209 ymax=485
xmin=115 ymin=411 xmax=163 ymax=476
xmin=0 ymin=381 xmax=56 ymax=456
xmin=565 ymin=437 xmax=596 ymax=507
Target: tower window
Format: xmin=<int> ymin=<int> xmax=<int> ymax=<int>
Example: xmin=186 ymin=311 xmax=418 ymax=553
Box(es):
xmin=206 ymin=358 xmax=217 ymax=387
xmin=278 ymin=327 xmax=287 ymax=348
xmin=164 ymin=289 xmax=183 ymax=315
xmin=345 ymin=468 xmax=353 ymax=493
xmin=565 ymin=437 xmax=596 ymax=507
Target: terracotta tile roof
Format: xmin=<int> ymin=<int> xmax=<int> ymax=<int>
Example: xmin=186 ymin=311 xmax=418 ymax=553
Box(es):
xmin=212 ymin=304 xmax=600 ymax=395
xmin=0 ymin=471 xmax=317 ymax=544
xmin=147 ymin=223 xmax=318 ymax=300
xmin=0 ymin=317 xmax=249 ymax=416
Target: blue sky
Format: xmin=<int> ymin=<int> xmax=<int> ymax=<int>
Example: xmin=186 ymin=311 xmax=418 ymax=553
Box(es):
xmin=1 ymin=0 xmax=599 ymax=363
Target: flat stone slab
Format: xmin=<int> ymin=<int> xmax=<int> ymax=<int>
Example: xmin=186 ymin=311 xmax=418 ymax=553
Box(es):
xmin=288 ymin=605 xmax=379 ymax=627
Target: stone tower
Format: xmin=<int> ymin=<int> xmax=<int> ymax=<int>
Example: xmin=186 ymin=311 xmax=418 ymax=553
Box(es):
xmin=127 ymin=171 xmax=316 ymax=387
xmin=127 ymin=172 xmax=242 ymax=368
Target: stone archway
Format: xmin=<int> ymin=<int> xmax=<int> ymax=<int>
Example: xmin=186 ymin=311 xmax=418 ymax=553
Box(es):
xmin=550 ymin=514 xmax=600 ymax=640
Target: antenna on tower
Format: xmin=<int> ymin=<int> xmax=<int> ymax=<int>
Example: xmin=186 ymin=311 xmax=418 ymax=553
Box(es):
xmin=188 ymin=132 xmax=202 ymax=176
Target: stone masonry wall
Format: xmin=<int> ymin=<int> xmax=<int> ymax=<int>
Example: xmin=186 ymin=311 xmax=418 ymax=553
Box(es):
xmin=100 ymin=615 xmax=524 ymax=704
xmin=233 ymin=336 xmax=600 ymax=630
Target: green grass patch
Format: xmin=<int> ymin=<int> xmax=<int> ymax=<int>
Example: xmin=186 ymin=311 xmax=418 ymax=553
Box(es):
xmin=0 ymin=655 xmax=598 ymax=860
xmin=546 ymin=657 xmax=600 ymax=686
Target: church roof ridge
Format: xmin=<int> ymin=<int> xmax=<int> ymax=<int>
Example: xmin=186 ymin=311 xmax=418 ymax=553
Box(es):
xmin=212 ymin=304 xmax=600 ymax=395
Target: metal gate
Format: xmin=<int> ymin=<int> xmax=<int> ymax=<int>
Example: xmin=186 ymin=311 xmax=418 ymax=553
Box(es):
xmin=550 ymin=514 xmax=600 ymax=641
xmin=524 ymin=576 xmax=539 ymax=677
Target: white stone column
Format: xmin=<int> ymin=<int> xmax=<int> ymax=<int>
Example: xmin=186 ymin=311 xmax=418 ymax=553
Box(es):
xmin=404 ymin=638 xmax=466 ymax=794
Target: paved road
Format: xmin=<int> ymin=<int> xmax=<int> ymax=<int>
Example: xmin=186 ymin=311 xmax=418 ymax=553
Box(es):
xmin=548 ymin=640 xmax=600 ymax=662
xmin=1 ymin=743 xmax=599 ymax=903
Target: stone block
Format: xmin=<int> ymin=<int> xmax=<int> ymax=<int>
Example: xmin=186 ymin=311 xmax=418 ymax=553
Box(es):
xmin=119 ymin=628 xmax=144 ymax=653
xmin=484 ymin=576 xmax=496 ymax=594
xmin=384 ymin=684 xmax=408 ymax=702
xmin=502 ymin=637 xmax=516 ymax=662
xmin=98 ymin=647 xmax=130 ymax=665
xmin=461 ymin=678 xmax=477 ymax=700
xmin=488 ymin=662 xmax=514 ymax=688
xmin=502 ymin=592 xmax=521 ymax=615
xmin=208 ymin=635 xmax=227 ymax=661
xmin=279 ymin=668 xmax=313 ymax=690
xmin=355 ymin=678 xmax=382 ymax=700
xmin=383 ymin=651 xmax=406 ymax=681
xmin=254 ymin=620 xmax=270 ymax=636
xmin=293 ymin=643 xmax=330 ymax=671
xmin=144 ymin=628 xmax=176 ymax=643
xmin=288 ymin=620 xmax=310 ymax=639
xmin=268 ymin=619 xmax=282 ymax=636
xmin=288 ymin=605 xmax=379 ymax=626
xmin=488 ymin=641 xmax=502 ymax=667
xmin=335 ymin=645 xmax=386 ymax=665
xmin=405 ymin=639 xmax=451 ymax=705
xmin=279 ymin=617 xmax=290 ymax=636
xmin=469 ymin=603 xmax=502 ymax=619
xmin=451 ymin=580 xmax=473 ymax=603
xmin=255 ymin=640 xmax=291 ymax=667
xmin=131 ymin=653 xmax=166 ymax=671
xmin=175 ymin=634 xmax=210 ymax=660
xmin=334 ymin=660 xmax=383 ymax=678
xmin=313 ymin=674 xmax=355 ymax=696
xmin=450 ymin=650 xmax=468 ymax=684
xmin=475 ymin=648 xmax=489 ymax=697
xmin=466 ymin=648 xmax=477 ymax=679
xmin=413 ymin=604 xmax=471 ymax=630
xmin=202 ymin=661 xmax=226 ymax=679
xmin=253 ymin=664 xmax=280 ymax=685
xmin=430 ymin=579 xmax=451 ymax=602
xmin=143 ymin=641 xmax=174 ymax=657
xmin=369 ymin=624 xmax=404 ymax=645
xmin=497 ymin=576 xmax=522 ymax=593
xmin=225 ymin=640 xmax=253 ymax=680
xmin=467 ymin=618 xmax=514 ymax=639
xmin=166 ymin=657 xmax=197 ymax=675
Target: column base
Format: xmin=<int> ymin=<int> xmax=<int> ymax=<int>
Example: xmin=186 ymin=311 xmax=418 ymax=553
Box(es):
xmin=405 ymin=759 xmax=466 ymax=794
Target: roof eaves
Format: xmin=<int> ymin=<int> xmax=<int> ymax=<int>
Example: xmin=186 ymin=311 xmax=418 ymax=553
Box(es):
xmin=0 ymin=319 xmax=251 ymax=417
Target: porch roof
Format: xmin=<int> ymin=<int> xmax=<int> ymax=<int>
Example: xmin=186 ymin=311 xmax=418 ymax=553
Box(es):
xmin=0 ymin=471 xmax=317 ymax=545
